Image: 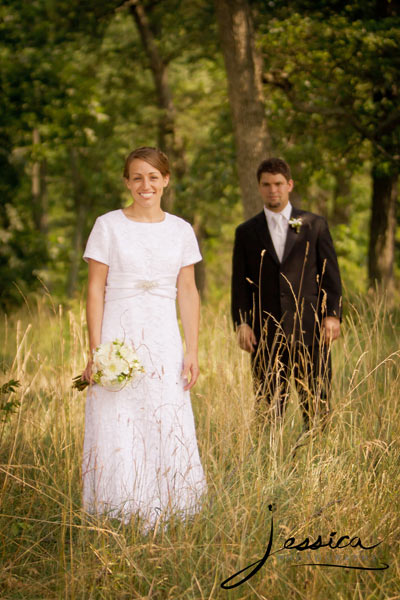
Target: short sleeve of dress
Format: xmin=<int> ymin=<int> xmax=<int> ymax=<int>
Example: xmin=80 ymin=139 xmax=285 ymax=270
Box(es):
xmin=83 ymin=217 xmax=110 ymax=265
xmin=181 ymin=223 xmax=202 ymax=267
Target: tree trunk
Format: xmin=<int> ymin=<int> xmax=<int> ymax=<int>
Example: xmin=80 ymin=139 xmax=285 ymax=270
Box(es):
xmin=129 ymin=0 xmax=186 ymax=212
xmin=368 ymin=164 xmax=397 ymax=299
xmin=214 ymin=0 xmax=271 ymax=219
xmin=192 ymin=214 xmax=207 ymax=294
xmin=66 ymin=149 xmax=88 ymax=298
xmin=331 ymin=169 xmax=351 ymax=225
xmin=32 ymin=129 xmax=48 ymax=234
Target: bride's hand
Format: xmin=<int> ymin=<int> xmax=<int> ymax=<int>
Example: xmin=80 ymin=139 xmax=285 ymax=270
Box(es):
xmin=82 ymin=358 xmax=94 ymax=383
xmin=182 ymin=351 xmax=199 ymax=391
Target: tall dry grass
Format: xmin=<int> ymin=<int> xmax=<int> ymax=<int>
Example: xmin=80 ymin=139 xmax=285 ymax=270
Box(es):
xmin=0 ymin=292 xmax=399 ymax=599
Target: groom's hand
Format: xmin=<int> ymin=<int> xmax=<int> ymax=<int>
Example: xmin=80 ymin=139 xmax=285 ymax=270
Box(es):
xmin=237 ymin=324 xmax=257 ymax=353
xmin=322 ymin=316 xmax=341 ymax=344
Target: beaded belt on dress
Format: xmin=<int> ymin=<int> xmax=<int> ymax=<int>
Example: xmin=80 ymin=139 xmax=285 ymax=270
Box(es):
xmin=105 ymin=273 xmax=177 ymax=302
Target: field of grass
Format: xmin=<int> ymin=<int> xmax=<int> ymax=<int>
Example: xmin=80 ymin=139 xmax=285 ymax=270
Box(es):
xmin=0 ymin=292 xmax=399 ymax=599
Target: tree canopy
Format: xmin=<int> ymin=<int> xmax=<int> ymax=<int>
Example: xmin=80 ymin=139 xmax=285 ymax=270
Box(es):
xmin=1 ymin=0 xmax=399 ymax=309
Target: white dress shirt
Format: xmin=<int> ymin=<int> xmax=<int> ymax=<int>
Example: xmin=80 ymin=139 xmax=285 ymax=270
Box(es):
xmin=264 ymin=202 xmax=292 ymax=262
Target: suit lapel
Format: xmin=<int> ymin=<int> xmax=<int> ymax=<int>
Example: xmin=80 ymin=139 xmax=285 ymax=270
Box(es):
xmin=281 ymin=206 xmax=303 ymax=264
xmin=253 ymin=211 xmax=280 ymax=265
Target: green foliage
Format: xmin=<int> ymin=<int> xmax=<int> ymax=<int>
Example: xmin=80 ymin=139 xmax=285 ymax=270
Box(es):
xmin=0 ymin=378 xmax=20 ymax=422
xmin=1 ymin=0 xmax=399 ymax=308
xmin=0 ymin=378 xmax=20 ymax=395
xmin=256 ymin=3 xmax=400 ymax=172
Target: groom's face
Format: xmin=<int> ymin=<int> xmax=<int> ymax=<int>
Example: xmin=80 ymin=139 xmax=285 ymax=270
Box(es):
xmin=259 ymin=172 xmax=294 ymax=213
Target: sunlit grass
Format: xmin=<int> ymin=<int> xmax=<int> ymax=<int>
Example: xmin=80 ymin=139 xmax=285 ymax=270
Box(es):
xmin=0 ymin=292 xmax=399 ymax=599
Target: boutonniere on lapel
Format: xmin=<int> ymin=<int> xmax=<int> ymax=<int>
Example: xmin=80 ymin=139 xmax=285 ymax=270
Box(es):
xmin=288 ymin=217 xmax=302 ymax=233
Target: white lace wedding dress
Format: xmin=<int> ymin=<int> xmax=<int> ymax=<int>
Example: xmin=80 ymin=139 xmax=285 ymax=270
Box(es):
xmin=81 ymin=209 xmax=206 ymax=527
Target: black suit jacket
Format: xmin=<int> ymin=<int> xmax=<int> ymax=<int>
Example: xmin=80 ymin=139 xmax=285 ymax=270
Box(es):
xmin=231 ymin=207 xmax=342 ymax=348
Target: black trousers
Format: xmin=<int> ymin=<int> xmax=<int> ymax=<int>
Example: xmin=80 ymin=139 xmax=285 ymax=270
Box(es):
xmin=251 ymin=334 xmax=332 ymax=428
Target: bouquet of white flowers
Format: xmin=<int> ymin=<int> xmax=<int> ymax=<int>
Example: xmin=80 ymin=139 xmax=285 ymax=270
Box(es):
xmin=72 ymin=340 xmax=144 ymax=391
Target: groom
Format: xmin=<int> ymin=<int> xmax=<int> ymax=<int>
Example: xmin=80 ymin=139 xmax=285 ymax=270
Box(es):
xmin=231 ymin=158 xmax=342 ymax=427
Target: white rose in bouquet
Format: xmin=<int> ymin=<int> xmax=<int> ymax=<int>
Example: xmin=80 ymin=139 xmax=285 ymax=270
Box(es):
xmin=72 ymin=340 xmax=144 ymax=392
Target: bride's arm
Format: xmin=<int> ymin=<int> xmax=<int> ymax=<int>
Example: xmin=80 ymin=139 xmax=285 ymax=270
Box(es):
xmin=177 ymin=264 xmax=200 ymax=390
xmin=82 ymin=259 xmax=109 ymax=382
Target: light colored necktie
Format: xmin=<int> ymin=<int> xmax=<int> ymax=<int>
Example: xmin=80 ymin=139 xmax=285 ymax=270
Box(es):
xmin=273 ymin=214 xmax=286 ymax=261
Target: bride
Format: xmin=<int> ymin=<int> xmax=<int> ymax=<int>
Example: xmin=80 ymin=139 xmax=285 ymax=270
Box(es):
xmin=81 ymin=147 xmax=206 ymax=528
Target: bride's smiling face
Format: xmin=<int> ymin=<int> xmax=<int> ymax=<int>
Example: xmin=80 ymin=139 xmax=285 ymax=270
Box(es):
xmin=125 ymin=159 xmax=169 ymax=208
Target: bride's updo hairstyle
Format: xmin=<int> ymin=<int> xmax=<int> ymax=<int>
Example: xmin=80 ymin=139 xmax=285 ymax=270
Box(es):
xmin=123 ymin=147 xmax=170 ymax=179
